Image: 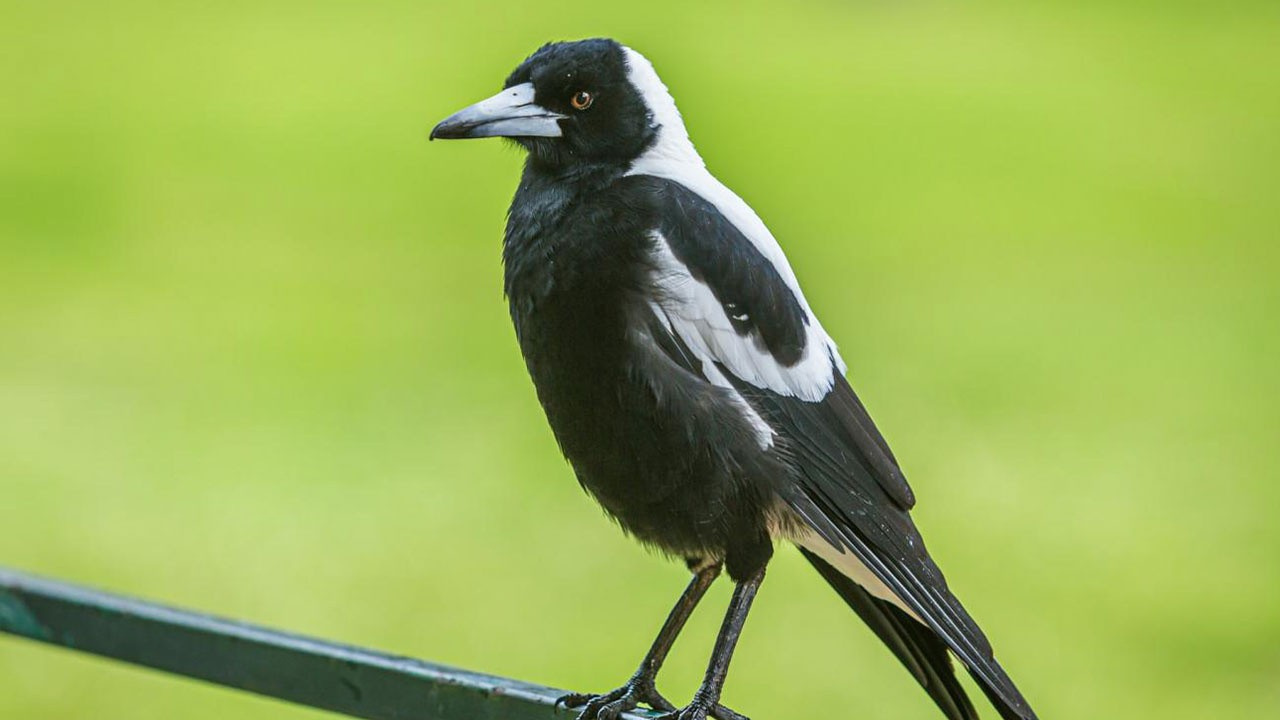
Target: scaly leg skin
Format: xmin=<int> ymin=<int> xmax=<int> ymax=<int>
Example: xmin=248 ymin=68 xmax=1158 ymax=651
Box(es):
xmin=559 ymin=563 xmax=727 ymax=720
xmin=654 ymin=565 xmax=766 ymax=720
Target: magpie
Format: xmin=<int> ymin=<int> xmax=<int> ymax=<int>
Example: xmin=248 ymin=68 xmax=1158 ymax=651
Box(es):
xmin=431 ymin=38 xmax=1038 ymax=720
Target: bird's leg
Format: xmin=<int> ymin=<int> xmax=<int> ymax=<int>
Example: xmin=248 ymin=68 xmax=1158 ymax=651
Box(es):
xmin=559 ymin=562 xmax=721 ymax=720
xmin=656 ymin=564 xmax=766 ymax=720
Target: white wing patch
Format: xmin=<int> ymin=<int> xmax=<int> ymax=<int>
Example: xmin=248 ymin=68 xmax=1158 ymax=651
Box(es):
xmin=646 ymin=300 xmax=775 ymax=450
xmin=650 ymin=235 xmax=836 ymax=402
xmin=622 ymin=46 xmax=846 ymax=401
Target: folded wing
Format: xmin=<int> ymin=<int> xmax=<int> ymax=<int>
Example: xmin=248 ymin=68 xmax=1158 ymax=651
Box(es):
xmin=626 ymin=170 xmax=1036 ymax=720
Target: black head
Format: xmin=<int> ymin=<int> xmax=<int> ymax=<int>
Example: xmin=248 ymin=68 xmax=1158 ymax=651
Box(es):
xmin=431 ymin=39 xmax=659 ymax=171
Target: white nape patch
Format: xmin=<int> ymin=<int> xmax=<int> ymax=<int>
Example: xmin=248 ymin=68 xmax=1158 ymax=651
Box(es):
xmin=621 ymin=46 xmax=847 ymax=398
xmin=619 ymin=47 xmax=702 ymax=168
xmin=790 ymin=526 xmax=923 ymax=623
xmin=647 ymin=300 xmax=775 ymax=450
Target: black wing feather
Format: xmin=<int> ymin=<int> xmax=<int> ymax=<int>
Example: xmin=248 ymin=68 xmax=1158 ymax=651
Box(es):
xmin=634 ymin=174 xmax=809 ymax=366
xmin=748 ymin=377 xmax=1037 ymax=720
xmin=638 ymin=172 xmax=916 ymax=509
xmin=824 ymin=371 xmax=914 ymax=508
xmin=801 ymin=547 xmax=978 ymax=720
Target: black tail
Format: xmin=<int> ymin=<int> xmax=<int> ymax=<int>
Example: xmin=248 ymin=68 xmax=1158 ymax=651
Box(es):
xmin=802 ymin=548 xmax=982 ymax=720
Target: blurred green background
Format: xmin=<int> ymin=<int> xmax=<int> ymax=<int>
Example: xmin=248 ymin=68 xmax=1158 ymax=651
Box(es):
xmin=2 ymin=1 xmax=1277 ymax=718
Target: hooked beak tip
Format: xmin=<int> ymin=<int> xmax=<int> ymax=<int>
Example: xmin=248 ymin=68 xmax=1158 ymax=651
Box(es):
xmin=429 ymin=83 xmax=565 ymax=144
xmin=428 ymin=119 xmax=462 ymax=141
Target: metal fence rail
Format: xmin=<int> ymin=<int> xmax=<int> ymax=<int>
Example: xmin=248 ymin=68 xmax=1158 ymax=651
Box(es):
xmin=0 ymin=566 xmax=651 ymax=720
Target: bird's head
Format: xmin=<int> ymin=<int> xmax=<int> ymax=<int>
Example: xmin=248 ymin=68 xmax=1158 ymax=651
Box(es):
xmin=431 ymin=39 xmax=695 ymax=172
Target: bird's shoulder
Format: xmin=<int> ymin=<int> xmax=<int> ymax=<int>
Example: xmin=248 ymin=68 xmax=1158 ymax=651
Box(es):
xmin=614 ymin=168 xmax=843 ymax=404
xmin=617 ymin=168 xmax=917 ymax=511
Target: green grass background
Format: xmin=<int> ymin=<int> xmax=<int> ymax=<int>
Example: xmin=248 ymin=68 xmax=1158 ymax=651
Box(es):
xmin=2 ymin=1 xmax=1277 ymax=718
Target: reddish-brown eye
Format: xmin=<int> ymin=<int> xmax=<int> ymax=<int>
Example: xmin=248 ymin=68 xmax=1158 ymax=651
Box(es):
xmin=571 ymin=90 xmax=593 ymax=110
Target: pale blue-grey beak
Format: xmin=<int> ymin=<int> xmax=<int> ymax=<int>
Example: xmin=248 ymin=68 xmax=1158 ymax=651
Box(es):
xmin=430 ymin=82 xmax=565 ymax=140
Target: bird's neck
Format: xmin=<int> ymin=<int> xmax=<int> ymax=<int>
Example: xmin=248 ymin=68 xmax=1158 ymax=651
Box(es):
xmin=525 ymin=155 xmax=627 ymax=193
xmin=503 ymin=159 xmax=610 ymax=301
xmin=501 ymin=156 xmax=650 ymax=392
xmin=503 ymin=157 xmax=625 ymax=251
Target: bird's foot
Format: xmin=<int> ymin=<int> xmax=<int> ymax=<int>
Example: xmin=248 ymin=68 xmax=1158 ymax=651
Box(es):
xmin=557 ymin=675 xmax=674 ymax=720
xmin=559 ymin=683 xmax=746 ymax=720
xmin=653 ymin=695 xmax=747 ymax=720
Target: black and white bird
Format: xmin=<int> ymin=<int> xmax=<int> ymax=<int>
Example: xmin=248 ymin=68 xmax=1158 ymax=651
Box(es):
xmin=431 ymin=39 xmax=1038 ymax=720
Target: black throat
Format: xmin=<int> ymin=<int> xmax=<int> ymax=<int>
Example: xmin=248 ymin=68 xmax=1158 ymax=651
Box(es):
xmin=500 ymin=154 xmax=663 ymax=483
xmin=503 ymin=157 xmax=630 ymax=304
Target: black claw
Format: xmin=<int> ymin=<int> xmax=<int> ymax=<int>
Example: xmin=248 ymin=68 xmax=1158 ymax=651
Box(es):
xmin=583 ymin=694 xmax=620 ymax=720
xmin=654 ymin=700 xmax=747 ymax=720
xmin=557 ymin=692 xmax=588 ymax=709
xmin=559 ymin=678 xmax=679 ymax=720
xmin=597 ymin=701 xmax=627 ymax=720
xmin=560 ymin=681 xmax=749 ymax=720
xmin=654 ymin=706 xmax=704 ymax=720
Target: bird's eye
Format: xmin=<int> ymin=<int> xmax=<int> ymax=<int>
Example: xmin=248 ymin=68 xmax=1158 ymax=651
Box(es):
xmin=570 ymin=90 xmax=593 ymax=111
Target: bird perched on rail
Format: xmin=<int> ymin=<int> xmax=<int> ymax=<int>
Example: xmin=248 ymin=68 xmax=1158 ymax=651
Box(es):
xmin=431 ymin=38 xmax=1038 ymax=720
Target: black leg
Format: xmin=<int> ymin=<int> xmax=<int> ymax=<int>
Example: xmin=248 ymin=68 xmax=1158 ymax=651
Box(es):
xmin=657 ymin=564 xmax=766 ymax=720
xmin=635 ymin=561 xmax=722 ymax=683
xmin=559 ymin=563 xmax=722 ymax=720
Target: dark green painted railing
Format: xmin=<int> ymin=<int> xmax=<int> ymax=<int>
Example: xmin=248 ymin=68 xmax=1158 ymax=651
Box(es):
xmin=0 ymin=566 xmax=653 ymax=720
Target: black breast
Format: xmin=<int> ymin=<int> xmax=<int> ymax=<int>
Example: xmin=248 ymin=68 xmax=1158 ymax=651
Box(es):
xmin=501 ymin=164 xmax=781 ymax=572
